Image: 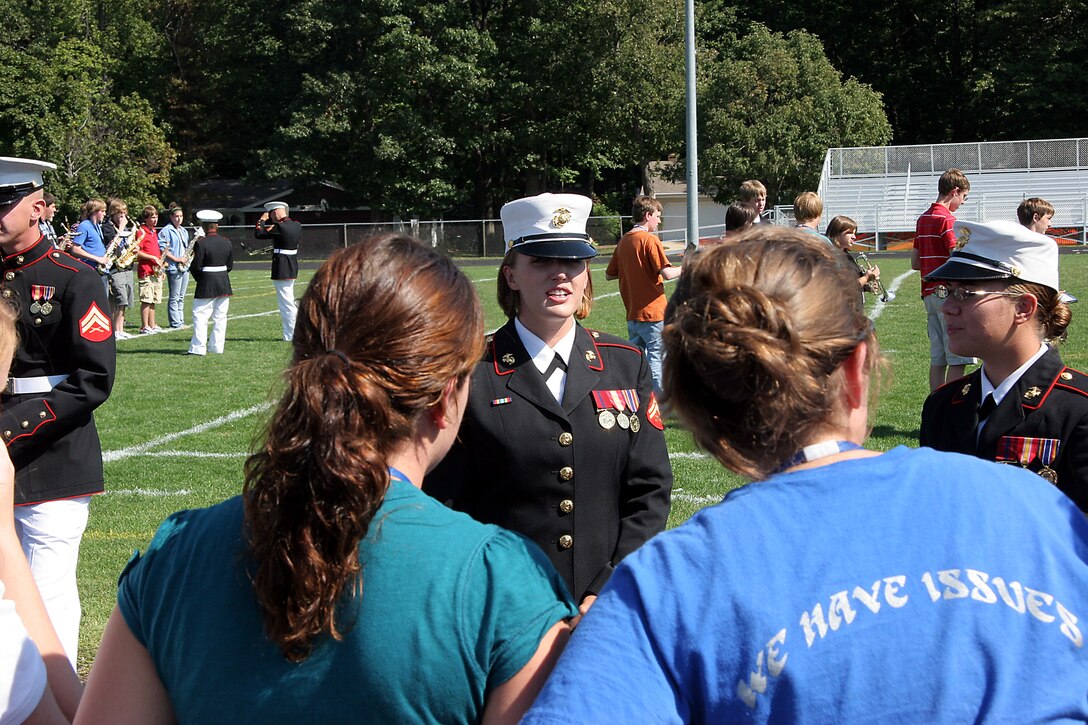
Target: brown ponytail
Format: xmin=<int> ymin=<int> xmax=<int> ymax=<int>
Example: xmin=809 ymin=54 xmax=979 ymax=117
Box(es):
xmin=663 ymin=227 xmax=880 ymax=480
xmin=243 ymin=234 xmax=484 ymax=661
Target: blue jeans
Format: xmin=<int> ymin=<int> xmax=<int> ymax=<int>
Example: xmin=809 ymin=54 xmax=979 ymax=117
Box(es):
xmin=167 ymin=269 xmax=189 ymax=328
xmin=627 ymin=320 xmax=664 ymax=395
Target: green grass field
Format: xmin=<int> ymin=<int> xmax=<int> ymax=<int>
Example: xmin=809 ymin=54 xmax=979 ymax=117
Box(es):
xmin=74 ymin=250 xmax=1088 ymax=676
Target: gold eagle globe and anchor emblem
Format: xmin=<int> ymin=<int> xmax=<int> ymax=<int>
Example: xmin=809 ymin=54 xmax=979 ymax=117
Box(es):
xmin=551 ymin=208 xmax=572 ymax=228
xmin=954 ymin=227 xmax=971 ymax=250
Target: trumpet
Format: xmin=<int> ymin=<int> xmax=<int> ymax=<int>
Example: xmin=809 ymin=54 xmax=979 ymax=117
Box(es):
xmin=240 ymin=241 xmax=273 ymax=257
xmin=856 ymin=252 xmax=895 ymax=302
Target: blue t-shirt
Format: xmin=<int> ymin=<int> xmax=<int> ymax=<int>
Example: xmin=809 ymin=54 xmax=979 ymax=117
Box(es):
xmin=72 ymin=219 xmax=105 ymax=267
xmin=525 ymin=446 xmax=1088 ymax=723
xmin=118 ymin=479 xmax=577 ymax=724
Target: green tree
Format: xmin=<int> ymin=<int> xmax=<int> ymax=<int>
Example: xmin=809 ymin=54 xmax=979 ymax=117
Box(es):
xmin=0 ymin=0 xmax=176 ymax=216
xmin=695 ymin=22 xmax=892 ymax=204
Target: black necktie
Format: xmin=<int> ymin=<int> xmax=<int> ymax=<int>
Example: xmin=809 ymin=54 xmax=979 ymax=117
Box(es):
xmin=977 ymin=394 xmax=997 ymax=422
xmin=544 ymin=352 xmax=567 ymax=379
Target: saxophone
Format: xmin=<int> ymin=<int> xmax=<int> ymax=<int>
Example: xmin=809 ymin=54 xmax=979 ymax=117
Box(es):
xmin=176 ymin=225 xmax=204 ymax=273
xmin=113 ymin=222 xmax=141 ymax=270
xmin=97 ymin=234 xmax=122 ymax=274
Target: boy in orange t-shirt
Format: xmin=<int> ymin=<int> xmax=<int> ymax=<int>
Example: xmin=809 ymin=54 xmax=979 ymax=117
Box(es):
xmin=606 ymin=195 xmax=681 ymax=394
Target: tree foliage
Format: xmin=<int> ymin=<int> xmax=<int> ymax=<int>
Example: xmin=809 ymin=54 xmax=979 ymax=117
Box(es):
xmin=0 ymin=1 xmax=176 ymax=219
xmin=0 ymin=0 xmax=904 ymax=218
xmin=695 ymin=20 xmax=892 ymax=203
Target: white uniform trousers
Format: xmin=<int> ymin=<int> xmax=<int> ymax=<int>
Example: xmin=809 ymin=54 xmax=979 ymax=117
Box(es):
xmin=14 ymin=496 xmax=91 ymax=669
xmin=189 ymin=296 xmax=230 ymax=355
xmin=273 ymin=279 xmax=297 ymax=341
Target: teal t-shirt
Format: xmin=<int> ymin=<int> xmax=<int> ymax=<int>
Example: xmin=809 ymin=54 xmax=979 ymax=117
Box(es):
xmin=117 ymin=479 xmax=577 ymax=724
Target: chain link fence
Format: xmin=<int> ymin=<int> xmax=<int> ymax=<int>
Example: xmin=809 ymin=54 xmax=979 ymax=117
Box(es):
xmin=215 ymin=216 xmax=629 ymax=261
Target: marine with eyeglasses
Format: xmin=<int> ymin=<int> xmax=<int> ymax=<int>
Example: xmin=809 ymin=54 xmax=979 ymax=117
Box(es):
xmin=920 ymin=219 xmax=1088 ymax=509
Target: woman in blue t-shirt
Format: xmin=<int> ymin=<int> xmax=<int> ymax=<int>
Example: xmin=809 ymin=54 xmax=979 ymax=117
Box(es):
xmin=77 ymin=235 xmax=578 ymax=724
xmin=524 ymin=228 xmax=1088 ymax=723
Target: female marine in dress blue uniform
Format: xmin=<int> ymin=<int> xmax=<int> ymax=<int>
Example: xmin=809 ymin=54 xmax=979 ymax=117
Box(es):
xmin=425 ymin=193 xmax=672 ymax=609
xmin=920 ymin=220 xmax=1088 ymax=509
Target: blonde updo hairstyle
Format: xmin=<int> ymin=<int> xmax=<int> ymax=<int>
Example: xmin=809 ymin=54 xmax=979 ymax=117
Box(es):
xmin=663 ymin=227 xmax=881 ymax=480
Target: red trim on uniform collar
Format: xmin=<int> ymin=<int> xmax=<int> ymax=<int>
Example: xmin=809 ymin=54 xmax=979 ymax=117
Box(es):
xmin=2 ymin=235 xmax=51 ymax=269
xmin=1022 ymin=374 xmax=1060 ymax=411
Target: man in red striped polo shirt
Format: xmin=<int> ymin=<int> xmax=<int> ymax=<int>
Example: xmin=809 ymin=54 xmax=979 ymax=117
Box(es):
xmin=912 ymin=168 xmax=974 ymax=391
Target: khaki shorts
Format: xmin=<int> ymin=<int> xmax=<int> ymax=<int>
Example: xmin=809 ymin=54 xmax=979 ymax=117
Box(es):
xmin=139 ymin=275 xmax=163 ymax=304
xmin=925 ymin=293 xmax=975 ymax=366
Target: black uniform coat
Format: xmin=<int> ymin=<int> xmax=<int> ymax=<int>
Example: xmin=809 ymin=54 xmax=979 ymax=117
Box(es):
xmin=190 ymin=232 xmax=234 ymax=299
xmin=920 ymin=347 xmax=1088 ymax=509
xmin=0 ymin=237 xmax=116 ymax=505
xmin=424 ymin=320 xmax=673 ymax=601
xmin=254 ymin=218 xmax=301 ymax=281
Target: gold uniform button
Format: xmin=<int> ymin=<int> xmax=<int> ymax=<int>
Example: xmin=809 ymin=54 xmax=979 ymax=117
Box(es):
xmin=1 ymin=290 xmax=10 ymax=299
xmin=20 ymin=421 xmax=28 ymax=429
xmin=33 ymin=318 xmax=42 ymax=326
xmin=2 ymin=431 xmax=10 ymax=438
xmin=558 ymin=534 xmax=573 ymax=549
xmin=1061 ymin=371 xmax=1074 ymax=381
xmin=559 ymin=499 xmax=574 ymax=514
xmin=3 ymin=272 xmax=13 ymax=281
xmin=558 ymin=432 xmax=573 ymax=447
xmin=558 ymin=466 xmax=573 ymax=481
xmin=15 ymin=256 xmax=23 ymax=265
xmin=38 ymin=411 xmax=47 ymax=418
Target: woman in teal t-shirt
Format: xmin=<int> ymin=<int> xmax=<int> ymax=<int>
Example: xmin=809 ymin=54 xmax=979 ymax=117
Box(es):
xmin=77 ymin=235 xmax=578 ymax=724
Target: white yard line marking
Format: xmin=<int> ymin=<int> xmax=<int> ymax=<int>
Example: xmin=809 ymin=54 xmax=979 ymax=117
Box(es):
xmin=106 ymin=488 xmax=193 ymax=497
xmin=103 ymin=402 xmax=272 ymax=462
xmin=867 ymin=270 xmax=915 ymax=321
xmin=670 ymin=451 xmax=709 ymax=459
xmin=139 ymin=451 xmax=248 ymax=458
xmin=227 ymin=310 xmax=280 ymax=321
xmin=672 ymin=487 xmax=723 ymax=505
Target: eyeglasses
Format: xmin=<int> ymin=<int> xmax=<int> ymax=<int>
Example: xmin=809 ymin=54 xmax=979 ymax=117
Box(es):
xmin=933 ymin=285 xmax=1021 ymax=302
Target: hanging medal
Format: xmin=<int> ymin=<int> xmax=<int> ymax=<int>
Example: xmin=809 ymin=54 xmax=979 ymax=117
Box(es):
xmin=612 ymin=391 xmax=630 ymax=430
xmin=592 ymin=390 xmax=616 ymax=430
xmin=1036 ymin=438 xmax=1060 ymax=484
xmin=997 ymin=435 xmax=1061 ymax=484
xmin=621 ymin=389 xmax=641 ymax=432
xmin=39 ymin=286 xmax=55 ymax=315
xmin=29 ymin=285 xmax=43 ymax=314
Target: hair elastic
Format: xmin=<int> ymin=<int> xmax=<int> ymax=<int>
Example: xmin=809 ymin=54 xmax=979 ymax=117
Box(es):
xmin=326 ymin=349 xmax=351 ymax=364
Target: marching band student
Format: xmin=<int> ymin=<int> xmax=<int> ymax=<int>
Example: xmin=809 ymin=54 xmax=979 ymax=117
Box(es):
xmin=1018 ymin=197 xmax=1055 ymax=234
xmin=827 ymin=215 xmax=880 ymax=306
xmin=524 ymin=228 xmax=1088 ymax=723
xmin=425 ymin=193 xmax=672 ymax=613
xmin=187 ymin=210 xmax=233 ymax=356
xmin=135 ymin=206 xmax=164 ymax=334
xmin=37 ymin=192 xmax=60 ymax=248
xmin=158 ymin=205 xmax=191 ymax=329
xmin=69 ymin=198 xmax=110 ymax=296
xmin=793 ymin=192 xmax=832 ymax=244
xmin=739 ymin=179 xmax=767 ymax=224
xmin=77 ymin=234 xmax=576 ymax=724
xmin=103 ymin=199 xmax=137 ymax=340
xmin=255 ymin=201 xmax=301 ymax=342
xmin=920 ymin=220 xmax=1088 ymax=509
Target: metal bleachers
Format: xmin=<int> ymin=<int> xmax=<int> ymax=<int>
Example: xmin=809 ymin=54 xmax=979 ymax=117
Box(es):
xmin=817 ymin=138 xmax=1088 ymax=248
